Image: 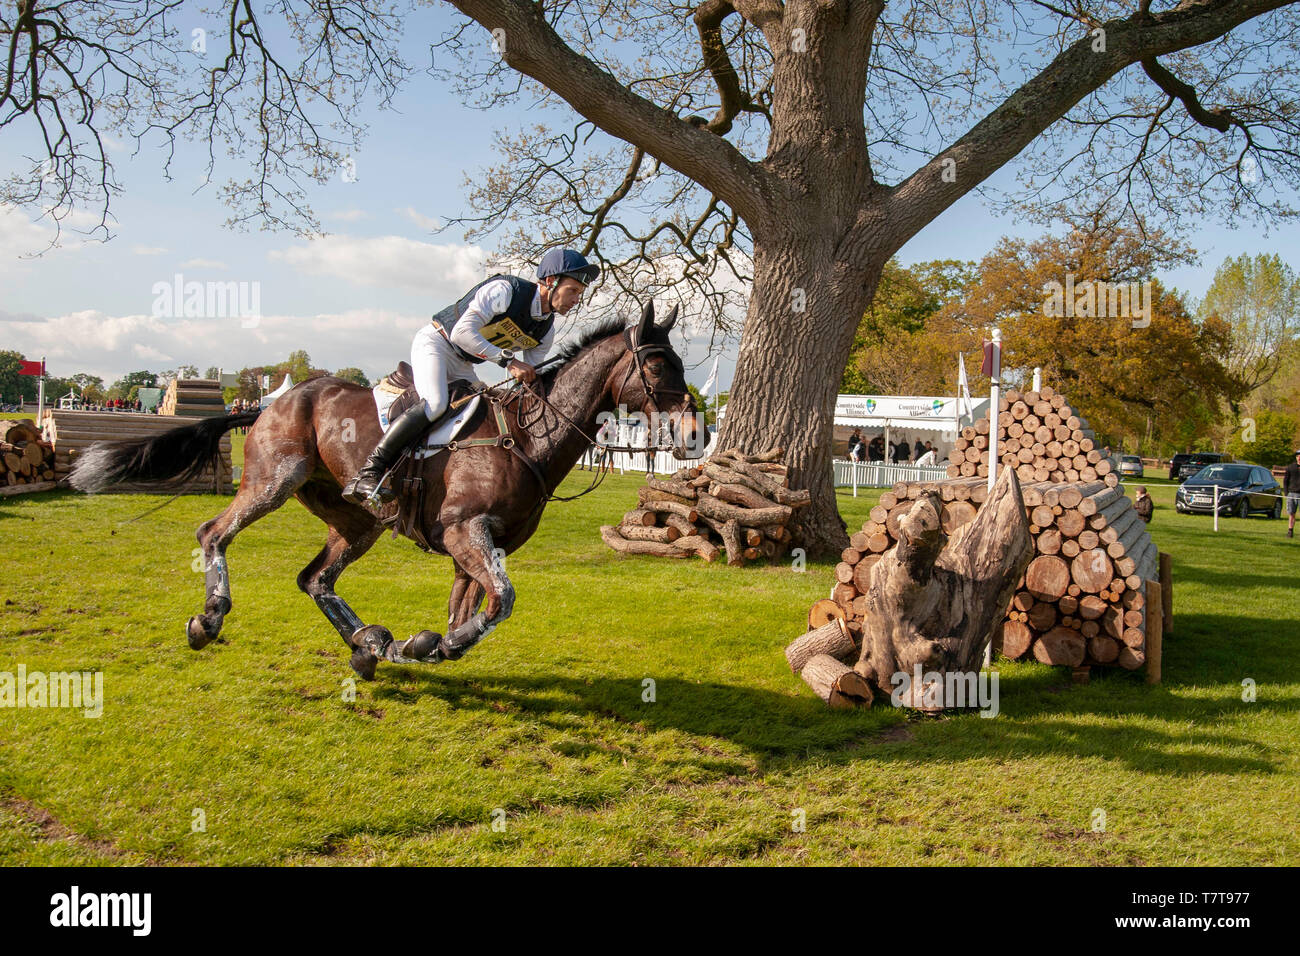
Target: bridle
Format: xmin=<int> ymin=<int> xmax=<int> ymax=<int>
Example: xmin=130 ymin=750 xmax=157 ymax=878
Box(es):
xmin=612 ymin=325 xmax=692 ymax=424
xmin=495 ymin=329 xmax=696 ymax=501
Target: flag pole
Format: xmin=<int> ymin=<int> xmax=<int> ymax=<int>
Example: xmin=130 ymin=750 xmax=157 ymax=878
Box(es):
xmin=982 ymin=328 xmax=1003 ymax=670
xmin=986 ymin=328 xmax=1002 ymax=496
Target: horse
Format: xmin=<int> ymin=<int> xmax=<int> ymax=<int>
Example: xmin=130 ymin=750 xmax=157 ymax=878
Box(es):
xmin=70 ymin=301 xmax=705 ymax=680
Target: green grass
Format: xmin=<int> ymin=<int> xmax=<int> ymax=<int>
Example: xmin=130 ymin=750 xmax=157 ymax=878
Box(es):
xmin=1 ymin=476 xmax=1297 ymax=865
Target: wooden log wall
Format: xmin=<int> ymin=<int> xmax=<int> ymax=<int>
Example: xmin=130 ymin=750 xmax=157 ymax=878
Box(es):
xmin=160 ymin=378 xmax=227 ymax=418
xmin=0 ymin=419 xmax=57 ymax=495
xmin=948 ymin=385 xmax=1120 ymax=489
xmin=42 ymin=410 xmax=234 ymax=494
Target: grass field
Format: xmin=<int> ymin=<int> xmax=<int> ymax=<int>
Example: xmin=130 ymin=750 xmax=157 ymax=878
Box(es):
xmin=1 ymin=453 xmax=1298 ymax=865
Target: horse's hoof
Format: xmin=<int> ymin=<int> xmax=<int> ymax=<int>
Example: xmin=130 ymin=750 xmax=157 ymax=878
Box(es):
xmin=187 ymin=615 xmax=215 ymax=650
xmin=350 ymin=646 xmax=378 ymax=681
xmin=436 ymin=641 xmax=465 ymax=662
xmin=402 ymin=629 xmax=443 ymax=662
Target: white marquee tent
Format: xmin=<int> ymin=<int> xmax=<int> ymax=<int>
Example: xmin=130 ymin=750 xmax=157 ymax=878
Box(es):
xmin=717 ymin=394 xmax=988 ymax=463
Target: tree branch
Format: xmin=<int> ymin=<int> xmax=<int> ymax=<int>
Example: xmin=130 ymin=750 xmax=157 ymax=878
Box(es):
xmin=885 ymin=0 xmax=1295 ymax=252
xmin=443 ymin=0 xmax=779 ymax=226
xmin=1140 ymin=55 xmax=1239 ymax=135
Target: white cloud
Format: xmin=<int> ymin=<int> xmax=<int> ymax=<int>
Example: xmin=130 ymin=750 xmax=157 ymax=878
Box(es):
xmin=179 ymin=258 xmax=228 ymax=269
xmin=0 ymin=307 xmax=428 ymax=383
xmin=133 ymin=343 xmax=173 ymax=362
xmin=397 ymin=206 xmax=441 ymax=231
xmin=131 ymin=245 xmax=169 ymax=255
xmin=0 ymin=207 xmax=98 ymax=269
xmin=267 ymin=234 xmax=485 ymax=295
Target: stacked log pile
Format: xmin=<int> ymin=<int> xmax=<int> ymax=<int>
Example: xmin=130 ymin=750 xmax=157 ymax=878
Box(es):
xmin=43 ymin=410 xmax=234 ymax=494
xmin=0 ymin=419 xmax=57 ymax=496
xmin=600 ymin=447 xmax=809 ymax=565
xmin=807 ymin=475 xmax=1162 ymax=674
xmin=948 ymin=386 xmax=1119 ymax=488
xmin=160 ymin=378 xmax=227 ymax=418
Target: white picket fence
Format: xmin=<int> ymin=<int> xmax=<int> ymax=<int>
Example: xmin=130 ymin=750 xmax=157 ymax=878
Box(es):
xmin=584 ymin=445 xmax=714 ymax=476
xmin=833 ymin=459 xmax=949 ymax=493
xmin=583 ymin=450 xmax=948 ymax=488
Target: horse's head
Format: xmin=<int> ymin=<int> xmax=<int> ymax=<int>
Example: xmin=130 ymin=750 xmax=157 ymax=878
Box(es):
xmin=612 ymin=300 xmax=710 ymax=459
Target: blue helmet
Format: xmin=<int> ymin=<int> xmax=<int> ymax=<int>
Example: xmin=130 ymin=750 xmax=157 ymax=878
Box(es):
xmin=537 ymin=247 xmax=599 ymax=285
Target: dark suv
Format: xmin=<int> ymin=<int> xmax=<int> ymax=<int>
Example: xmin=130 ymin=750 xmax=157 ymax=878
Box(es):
xmin=1169 ymin=452 xmax=1230 ymax=482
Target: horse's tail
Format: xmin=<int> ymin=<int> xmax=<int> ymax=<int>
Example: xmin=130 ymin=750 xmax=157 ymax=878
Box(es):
xmin=68 ymin=412 xmax=261 ymax=494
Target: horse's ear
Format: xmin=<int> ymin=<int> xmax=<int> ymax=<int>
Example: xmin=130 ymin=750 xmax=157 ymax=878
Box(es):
xmin=657 ymin=305 xmax=678 ymax=332
xmin=630 ymin=299 xmax=655 ymax=346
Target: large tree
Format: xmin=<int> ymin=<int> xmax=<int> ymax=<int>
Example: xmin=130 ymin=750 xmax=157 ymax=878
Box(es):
xmin=949 ymin=223 xmax=1242 ymax=449
xmin=6 ymin=1 xmax=1300 ymax=553
xmin=1200 ymin=252 xmax=1300 ymax=412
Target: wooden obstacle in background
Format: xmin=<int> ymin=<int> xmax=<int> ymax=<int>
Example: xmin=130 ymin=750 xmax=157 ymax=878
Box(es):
xmin=0 ymin=418 xmax=57 ymax=496
xmin=160 ymin=378 xmax=227 ymax=418
xmin=42 ymin=410 xmax=234 ymax=494
xmin=814 ymin=474 xmax=1166 ymax=683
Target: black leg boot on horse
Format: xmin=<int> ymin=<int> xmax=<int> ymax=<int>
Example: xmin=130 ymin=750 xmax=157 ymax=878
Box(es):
xmin=342 ymin=403 xmax=431 ymax=505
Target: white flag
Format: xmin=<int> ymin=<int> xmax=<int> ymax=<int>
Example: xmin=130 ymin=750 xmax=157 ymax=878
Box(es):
xmin=957 ymin=353 xmax=973 ymax=419
xmin=701 ymin=356 xmax=720 ymax=397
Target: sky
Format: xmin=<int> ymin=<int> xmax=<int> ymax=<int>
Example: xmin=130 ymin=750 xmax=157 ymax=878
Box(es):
xmin=3 ymin=5 xmax=1298 ymax=397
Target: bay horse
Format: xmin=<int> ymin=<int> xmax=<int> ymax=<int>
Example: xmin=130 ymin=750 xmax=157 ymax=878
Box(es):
xmin=70 ymin=301 xmax=704 ymax=680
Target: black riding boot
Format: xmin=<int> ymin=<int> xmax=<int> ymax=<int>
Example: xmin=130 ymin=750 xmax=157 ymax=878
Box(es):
xmin=342 ymin=403 xmax=432 ymax=505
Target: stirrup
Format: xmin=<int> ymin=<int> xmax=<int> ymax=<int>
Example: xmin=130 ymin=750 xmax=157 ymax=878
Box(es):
xmin=343 ymin=472 xmax=389 ymax=505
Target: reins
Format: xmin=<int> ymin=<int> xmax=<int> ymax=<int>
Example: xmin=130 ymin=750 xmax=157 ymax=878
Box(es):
xmin=386 ymin=332 xmax=692 ymax=526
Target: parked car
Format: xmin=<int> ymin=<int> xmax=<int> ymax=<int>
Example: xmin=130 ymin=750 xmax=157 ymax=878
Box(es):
xmin=1175 ymin=463 xmax=1282 ymax=518
xmin=1170 ymin=451 xmax=1230 ymax=482
xmin=1117 ymin=454 xmax=1144 ymax=478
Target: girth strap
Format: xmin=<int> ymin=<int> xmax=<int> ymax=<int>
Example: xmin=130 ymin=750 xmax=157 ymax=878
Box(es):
xmin=403 ymin=396 xmax=551 ymax=522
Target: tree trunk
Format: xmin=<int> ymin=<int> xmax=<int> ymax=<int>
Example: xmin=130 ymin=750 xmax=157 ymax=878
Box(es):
xmin=718 ymin=239 xmax=883 ymax=557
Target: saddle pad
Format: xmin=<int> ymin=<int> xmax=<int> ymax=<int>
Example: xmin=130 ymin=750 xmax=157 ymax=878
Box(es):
xmin=372 ymin=385 xmax=482 ymax=454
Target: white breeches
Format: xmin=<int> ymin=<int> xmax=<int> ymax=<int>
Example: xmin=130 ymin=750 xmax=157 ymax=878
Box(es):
xmin=410 ymin=324 xmax=482 ymax=422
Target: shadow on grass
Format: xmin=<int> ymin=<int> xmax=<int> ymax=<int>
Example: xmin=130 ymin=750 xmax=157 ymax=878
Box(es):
xmin=372 ymin=640 xmax=1292 ymax=778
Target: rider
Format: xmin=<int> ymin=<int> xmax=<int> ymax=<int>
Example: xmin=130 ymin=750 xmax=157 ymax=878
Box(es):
xmin=343 ymin=247 xmax=600 ymax=504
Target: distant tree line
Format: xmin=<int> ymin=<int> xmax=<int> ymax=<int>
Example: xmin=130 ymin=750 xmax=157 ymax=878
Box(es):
xmin=0 ymin=350 xmax=371 ymax=408
xmin=841 ymin=224 xmax=1299 ymax=466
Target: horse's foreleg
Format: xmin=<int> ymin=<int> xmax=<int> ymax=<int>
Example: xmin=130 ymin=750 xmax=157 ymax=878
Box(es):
xmin=436 ymin=516 xmax=513 ymax=662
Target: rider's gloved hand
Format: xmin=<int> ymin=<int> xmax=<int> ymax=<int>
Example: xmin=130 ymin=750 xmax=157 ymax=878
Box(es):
xmin=507 ymin=360 xmax=537 ymax=385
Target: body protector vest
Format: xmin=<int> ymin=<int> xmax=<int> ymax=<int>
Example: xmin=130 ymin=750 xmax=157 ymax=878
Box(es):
xmin=431 ymin=274 xmax=554 ymax=364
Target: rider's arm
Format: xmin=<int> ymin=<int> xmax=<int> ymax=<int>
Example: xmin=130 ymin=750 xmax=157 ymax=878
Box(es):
xmin=518 ymin=321 xmax=555 ymax=368
xmin=448 ymin=278 xmax=514 ymax=366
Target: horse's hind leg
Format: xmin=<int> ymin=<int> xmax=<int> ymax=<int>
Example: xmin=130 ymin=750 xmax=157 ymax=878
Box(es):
xmin=187 ymin=456 xmax=310 ymax=649
xmin=294 ymin=481 xmax=390 ymax=679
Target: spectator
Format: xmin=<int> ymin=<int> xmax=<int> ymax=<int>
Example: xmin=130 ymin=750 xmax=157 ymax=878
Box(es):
xmin=913 ymin=438 xmax=925 ymax=461
xmin=848 ymin=429 xmax=865 ymax=462
xmin=1285 ymin=450 xmax=1300 ymax=539
xmin=1134 ymin=486 xmax=1154 ymax=523
xmin=915 ymin=443 xmax=937 ymax=466
xmin=868 ymin=435 xmax=885 ymax=462
xmin=891 ymin=440 xmax=908 ymax=463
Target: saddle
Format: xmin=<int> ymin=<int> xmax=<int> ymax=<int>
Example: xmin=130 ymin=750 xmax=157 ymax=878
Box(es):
xmin=382 ymin=361 xmax=478 ymax=430
xmin=373 ymin=363 xmax=585 ymax=554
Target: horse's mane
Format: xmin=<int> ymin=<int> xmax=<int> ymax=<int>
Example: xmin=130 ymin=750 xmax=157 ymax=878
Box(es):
xmin=540 ymin=316 xmax=627 ymax=379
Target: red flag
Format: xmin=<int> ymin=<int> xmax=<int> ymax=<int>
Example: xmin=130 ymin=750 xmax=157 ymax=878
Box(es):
xmin=980 ymin=340 xmax=993 ymax=378
xmin=18 ymin=359 xmax=45 ymax=376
